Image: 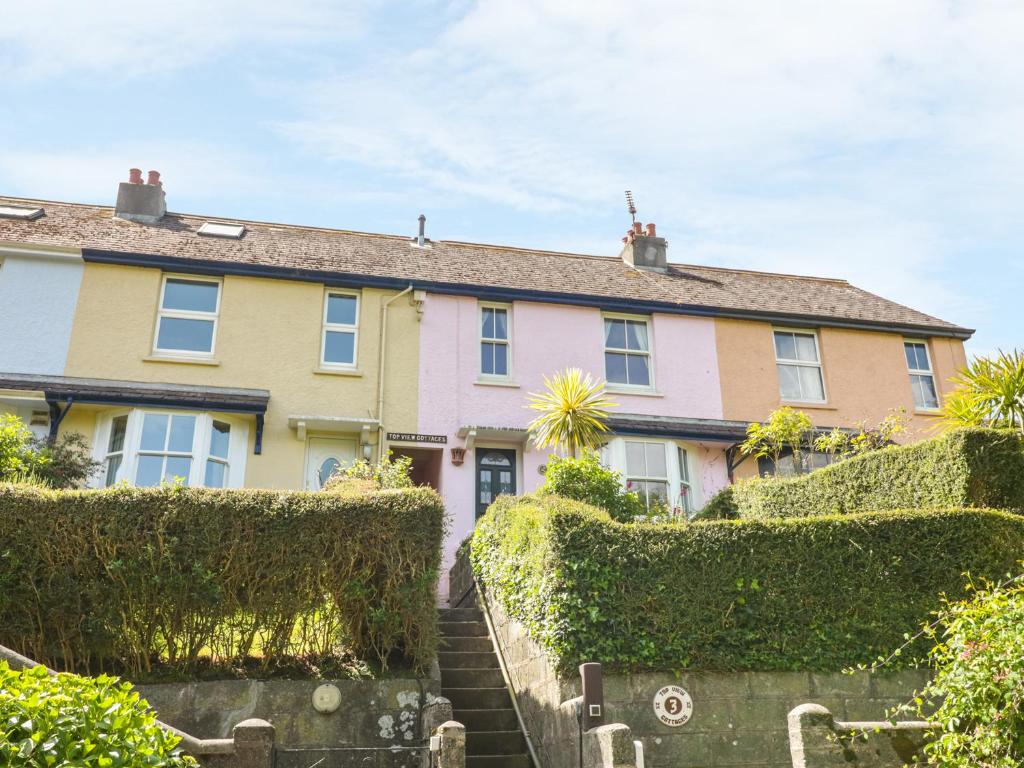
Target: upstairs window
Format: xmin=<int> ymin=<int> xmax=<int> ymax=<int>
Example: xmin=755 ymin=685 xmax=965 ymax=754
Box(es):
xmin=604 ymin=316 xmax=652 ymax=388
xmin=774 ymin=329 xmax=825 ymax=402
xmin=905 ymin=340 xmax=939 ymax=410
xmin=625 ymin=440 xmax=668 ymax=511
xmin=480 ymin=304 xmax=511 ymax=378
xmin=154 ymin=276 xmax=220 ymax=356
xmin=321 ymin=291 xmax=359 ymax=368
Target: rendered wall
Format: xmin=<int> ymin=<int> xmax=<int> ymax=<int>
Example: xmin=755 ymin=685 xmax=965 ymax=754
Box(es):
xmin=715 ymin=319 xmax=967 ymax=479
xmin=418 ymin=294 xmax=730 ymax=596
xmin=0 ymin=247 xmax=83 ymax=375
xmin=61 ymin=263 xmax=421 ymax=489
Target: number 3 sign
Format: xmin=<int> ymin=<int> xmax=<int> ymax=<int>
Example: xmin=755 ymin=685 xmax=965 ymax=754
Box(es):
xmin=652 ymin=685 xmax=693 ymax=726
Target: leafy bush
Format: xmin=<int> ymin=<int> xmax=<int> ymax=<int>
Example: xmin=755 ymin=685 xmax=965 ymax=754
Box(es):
xmin=0 ymin=662 xmax=195 ymax=767
xmin=0 ymin=415 xmax=46 ymax=482
xmin=0 ymin=484 xmax=446 ymax=678
xmin=540 ymin=451 xmax=646 ymax=521
xmin=717 ymin=428 xmax=1024 ymax=519
xmin=897 ymin=577 xmax=1024 ymax=768
xmin=324 ymin=451 xmax=414 ymax=492
xmin=472 ymin=495 xmax=1024 ymax=673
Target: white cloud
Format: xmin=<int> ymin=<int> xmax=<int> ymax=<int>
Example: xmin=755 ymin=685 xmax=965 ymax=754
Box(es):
xmin=275 ymin=0 xmax=1024 ymax=334
xmin=0 ymin=0 xmax=369 ymax=80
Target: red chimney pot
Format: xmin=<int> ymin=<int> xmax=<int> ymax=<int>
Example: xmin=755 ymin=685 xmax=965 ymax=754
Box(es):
xmin=632 ymin=221 xmax=643 ymax=234
xmin=646 ymin=223 xmax=656 ymax=237
xmin=147 ymin=170 xmax=162 ymax=187
xmin=128 ymin=168 xmax=143 ymax=184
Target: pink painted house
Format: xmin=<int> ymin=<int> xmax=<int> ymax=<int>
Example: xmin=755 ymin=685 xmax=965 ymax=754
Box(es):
xmin=411 ymin=245 xmax=745 ymax=588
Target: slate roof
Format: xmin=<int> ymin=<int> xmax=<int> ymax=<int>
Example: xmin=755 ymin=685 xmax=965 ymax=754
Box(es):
xmin=0 ymin=196 xmax=971 ymax=337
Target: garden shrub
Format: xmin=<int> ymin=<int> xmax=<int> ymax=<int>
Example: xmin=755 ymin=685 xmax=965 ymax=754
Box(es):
xmin=719 ymin=427 xmax=1024 ymax=519
xmin=891 ymin=577 xmax=1024 ymax=768
xmin=0 ymin=661 xmax=195 ymax=767
xmin=0 ymin=484 xmax=446 ymax=678
xmin=472 ymin=494 xmax=1024 ymax=674
xmin=540 ymin=451 xmax=646 ymax=521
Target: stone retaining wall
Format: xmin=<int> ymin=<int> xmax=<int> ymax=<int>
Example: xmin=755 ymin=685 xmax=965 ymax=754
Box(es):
xmin=137 ymin=677 xmax=442 ymax=768
xmin=484 ymin=592 xmax=930 ymax=768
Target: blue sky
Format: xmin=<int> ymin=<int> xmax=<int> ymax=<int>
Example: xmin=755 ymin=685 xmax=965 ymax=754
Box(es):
xmin=1 ymin=1 xmax=1020 ymax=357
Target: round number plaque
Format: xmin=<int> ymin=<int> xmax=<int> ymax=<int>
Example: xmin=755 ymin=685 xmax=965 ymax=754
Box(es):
xmin=652 ymin=685 xmax=693 ymax=726
xmin=312 ymin=683 xmax=342 ymax=713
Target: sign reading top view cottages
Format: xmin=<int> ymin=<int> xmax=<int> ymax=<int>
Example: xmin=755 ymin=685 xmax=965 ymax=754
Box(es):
xmin=653 ymin=685 xmax=693 ymax=727
xmin=386 ymin=432 xmax=447 ymax=444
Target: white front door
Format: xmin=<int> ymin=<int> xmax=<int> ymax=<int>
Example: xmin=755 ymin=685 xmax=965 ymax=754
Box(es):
xmin=305 ymin=437 xmax=357 ymax=490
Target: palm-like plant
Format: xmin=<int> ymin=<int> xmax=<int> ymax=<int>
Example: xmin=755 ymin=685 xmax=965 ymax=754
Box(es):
xmin=942 ymin=350 xmax=1024 ymax=432
xmin=527 ymin=368 xmax=617 ymax=455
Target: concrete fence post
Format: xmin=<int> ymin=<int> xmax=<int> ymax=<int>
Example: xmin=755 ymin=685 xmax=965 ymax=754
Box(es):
xmin=434 ymin=720 xmax=466 ymax=768
xmin=583 ymin=723 xmax=639 ymax=768
xmin=231 ymin=718 xmax=275 ymax=768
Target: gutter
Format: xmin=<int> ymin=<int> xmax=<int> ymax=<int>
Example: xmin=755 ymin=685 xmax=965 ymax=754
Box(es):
xmin=81 ymin=249 xmax=975 ymax=340
xmin=376 ymin=284 xmax=414 ymax=460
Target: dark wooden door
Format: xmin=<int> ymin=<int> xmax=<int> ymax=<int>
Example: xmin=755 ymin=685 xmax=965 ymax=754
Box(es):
xmin=476 ymin=449 xmax=516 ymax=518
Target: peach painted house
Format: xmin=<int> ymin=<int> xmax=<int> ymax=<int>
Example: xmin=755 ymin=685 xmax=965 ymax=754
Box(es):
xmin=0 ymin=174 xmax=972 ymax=594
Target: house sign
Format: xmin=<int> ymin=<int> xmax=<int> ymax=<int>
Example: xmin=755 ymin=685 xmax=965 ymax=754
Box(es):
xmin=386 ymin=432 xmax=448 ymax=444
xmin=652 ymin=685 xmax=693 ymax=726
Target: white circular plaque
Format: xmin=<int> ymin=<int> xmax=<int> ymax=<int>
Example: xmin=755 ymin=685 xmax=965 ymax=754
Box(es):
xmin=652 ymin=685 xmax=693 ymax=727
xmin=312 ymin=683 xmax=342 ymax=713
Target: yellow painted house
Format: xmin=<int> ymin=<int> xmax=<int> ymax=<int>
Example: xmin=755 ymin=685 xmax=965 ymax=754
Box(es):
xmin=0 ymin=174 xmax=973 ymax=507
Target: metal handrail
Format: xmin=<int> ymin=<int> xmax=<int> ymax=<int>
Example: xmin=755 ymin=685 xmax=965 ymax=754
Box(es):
xmin=476 ymin=583 xmax=543 ymax=768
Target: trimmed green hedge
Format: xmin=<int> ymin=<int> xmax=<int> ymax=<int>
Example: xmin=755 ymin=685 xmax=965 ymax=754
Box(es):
xmin=472 ymin=495 xmax=1024 ymax=673
xmin=0 ymin=484 xmax=446 ymax=678
xmin=716 ymin=428 xmax=1024 ymax=519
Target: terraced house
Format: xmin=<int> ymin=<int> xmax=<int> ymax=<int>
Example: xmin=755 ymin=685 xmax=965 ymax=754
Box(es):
xmin=0 ymin=172 xmax=971 ymax=586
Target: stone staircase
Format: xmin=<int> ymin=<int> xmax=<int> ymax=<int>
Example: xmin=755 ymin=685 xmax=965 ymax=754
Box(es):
xmin=439 ymin=596 xmax=531 ymax=768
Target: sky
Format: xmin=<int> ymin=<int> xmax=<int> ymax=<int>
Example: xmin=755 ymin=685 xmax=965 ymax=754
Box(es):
xmin=1 ymin=0 xmax=1020 ymax=357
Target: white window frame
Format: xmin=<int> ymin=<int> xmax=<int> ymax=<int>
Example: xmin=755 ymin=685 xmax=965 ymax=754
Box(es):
xmin=603 ymin=313 xmax=655 ymax=391
xmin=773 ymin=328 xmax=827 ymax=404
xmin=479 ymin=302 xmax=513 ymax=381
xmin=604 ymin=438 xmax=703 ymax=517
xmin=904 ymin=339 xmax=940 ymax=411
xmin=153 ymin=274 xmax=222 ymax=358
xmin=92 ymin=410 xmax=248 ymax=489
xmin=320 ymin=289 xmax=360 ymax=369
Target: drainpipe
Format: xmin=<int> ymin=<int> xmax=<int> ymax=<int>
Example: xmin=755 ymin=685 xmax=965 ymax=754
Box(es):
xmin=377 ymin=284 xmax=415 ymax=460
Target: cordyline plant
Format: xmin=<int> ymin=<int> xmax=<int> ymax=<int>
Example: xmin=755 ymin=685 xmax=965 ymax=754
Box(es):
xmin=527 ymin=368 xmax=616 ymax=456
xmin=942 ymin=349 xmax=1024 ymax=432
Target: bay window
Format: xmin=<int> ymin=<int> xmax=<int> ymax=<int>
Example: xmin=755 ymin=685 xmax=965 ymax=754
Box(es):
xmin=625 ymin=441 xmax=669 ymax=510
xmin=95 ymin=410 xmax=247 ymax=488
xmin=606 ymin=438 xmax=702 ymax=516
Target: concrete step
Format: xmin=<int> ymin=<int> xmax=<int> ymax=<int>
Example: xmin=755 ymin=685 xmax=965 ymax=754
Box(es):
xmin=439 ymin=607 xmax=484 ymax=622
xmin=441 ymin=668 xmax=505 ymax=688
xmin=455 ymin=708 xmax=518 ymax=732
xmin=442 ymin=687 xmax=512 ymax=710
xmin=467 ymin=730 xmax=528 ymax=756
xmin=466 ymin=755 xmax=530 ymax=768
xmin=441 ymin=636 xmax=493 ymax=653
xmin=440 ymin=621 xmax=488 ymax=637
xmin=439 ymin=651 xmax=499 ymax=670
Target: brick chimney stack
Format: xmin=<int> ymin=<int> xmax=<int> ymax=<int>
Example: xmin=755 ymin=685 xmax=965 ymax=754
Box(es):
xmin=114 ymin=168 xmax=167 ymax=223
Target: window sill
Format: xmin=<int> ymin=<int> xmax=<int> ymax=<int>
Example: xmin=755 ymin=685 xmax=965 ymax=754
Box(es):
xmin=314 ymin=366 xmax=363 ymax=378
xmin=144 ymin=354 xmax=220 ymax=367
xmin=914 ymin=408 xmax=942 ymax=416
xmin=781 ymin=400 xmax=836 ymax=411
xmin=607 ymin=386 xmax=663 ymax=398
xmin=475 ymin=378 xmax=519 ymax=388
